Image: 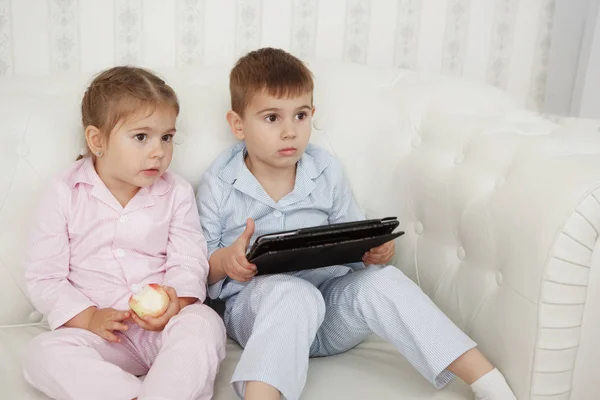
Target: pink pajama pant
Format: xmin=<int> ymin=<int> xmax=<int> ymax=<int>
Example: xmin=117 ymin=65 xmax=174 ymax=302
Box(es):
xmin=23 ymin=303 xmax=226 ymax=400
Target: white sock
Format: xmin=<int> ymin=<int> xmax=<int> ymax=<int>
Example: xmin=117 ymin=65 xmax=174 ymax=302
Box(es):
xmin=470 ymin=368 xmax=517 ymax=400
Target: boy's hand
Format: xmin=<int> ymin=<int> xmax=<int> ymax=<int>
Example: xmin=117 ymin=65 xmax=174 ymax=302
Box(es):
xmin=221 ymin=218 xmax=257 ymax=282
xmin=363 ymin=241 xmax=395 ymax=266
xmin=130 ymin=286 xmax=180 ymax=331
xmin=87 ymin=308 xmax=130 ymax=343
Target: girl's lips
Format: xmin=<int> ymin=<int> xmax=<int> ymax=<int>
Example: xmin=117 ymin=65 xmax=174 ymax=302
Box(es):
xmin=142 ymin=169 xmax=160 ymax=176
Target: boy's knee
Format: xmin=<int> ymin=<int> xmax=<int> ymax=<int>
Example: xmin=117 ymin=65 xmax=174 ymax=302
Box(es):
xmin=353 ymin=265 xmax=410 ymax=291
xmin=260 ymin=276 xmax=325 ymax=318
xmin=352 ymin=266 xmax=423 ymax=303
xmin=354 ymin=266 xmax=389 ymax=286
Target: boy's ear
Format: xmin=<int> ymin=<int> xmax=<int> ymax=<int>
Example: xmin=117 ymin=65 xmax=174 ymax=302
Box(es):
xmin=226 ymin=110 xmax=245 ymax=140
xmin=85 ymin=125 xmax=105 ymax=156
xmin=312 ymin=106 xmax=316 ymax=116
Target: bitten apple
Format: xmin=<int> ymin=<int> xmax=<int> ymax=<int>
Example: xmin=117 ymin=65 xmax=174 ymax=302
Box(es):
xmin=128 ymin=284 xmax=169 ymax=318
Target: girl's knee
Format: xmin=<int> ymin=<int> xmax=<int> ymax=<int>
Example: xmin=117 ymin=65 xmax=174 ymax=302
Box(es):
xmin=23 ymin=331 xmax=63 ymax=379
xmin=170 ymin=303 xmax=226 ymax=343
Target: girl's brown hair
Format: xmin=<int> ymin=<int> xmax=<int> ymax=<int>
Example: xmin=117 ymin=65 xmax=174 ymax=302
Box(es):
xmin=77 ymin=66 xmax=179 ymax=160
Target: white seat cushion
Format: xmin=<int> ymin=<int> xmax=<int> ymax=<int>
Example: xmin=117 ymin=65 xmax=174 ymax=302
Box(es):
xmin=0 ymin=325 xmax=471 ymax=399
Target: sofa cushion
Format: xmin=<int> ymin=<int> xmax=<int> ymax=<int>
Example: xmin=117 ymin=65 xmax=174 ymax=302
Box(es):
xmin=0 ymin=325 xmax=471 ymax=399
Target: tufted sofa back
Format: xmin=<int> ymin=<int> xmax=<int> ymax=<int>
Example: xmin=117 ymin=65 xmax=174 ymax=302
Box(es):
xmin=3 ymin=62 xmax=600 ymax=399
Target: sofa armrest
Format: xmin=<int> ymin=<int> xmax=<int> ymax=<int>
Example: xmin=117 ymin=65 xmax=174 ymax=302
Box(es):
xmin=397 ymin=111 xmax=600 ymax=400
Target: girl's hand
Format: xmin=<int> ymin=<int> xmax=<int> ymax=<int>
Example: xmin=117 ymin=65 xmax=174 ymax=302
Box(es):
xmin=363 ymin=241 xmax=395 ymax=266
xmin=87 ymin=308 xmax=130 ymax=343
xmin=130 ymin=286 xmax=180 ymax=331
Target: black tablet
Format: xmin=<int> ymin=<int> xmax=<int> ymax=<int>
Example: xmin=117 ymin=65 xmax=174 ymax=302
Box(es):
xmin=246 ymin=217 xmax=404 ymax=275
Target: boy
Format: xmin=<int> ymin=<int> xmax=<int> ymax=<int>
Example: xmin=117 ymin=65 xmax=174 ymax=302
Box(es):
xmin=196 ymin=48 xmax=516 ymax=400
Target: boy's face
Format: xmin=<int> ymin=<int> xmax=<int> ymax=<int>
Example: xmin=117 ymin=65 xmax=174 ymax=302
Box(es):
xmin=228 ymin=90 xmax=315 ymax=170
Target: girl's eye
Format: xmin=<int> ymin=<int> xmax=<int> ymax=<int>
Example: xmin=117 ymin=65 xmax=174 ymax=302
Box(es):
xmin=134 ymin=134 xmax=147 ymax=142
xmin=162 ymin=134 xmax=174 ymax=142
xmin=265 ymin=114 xmax=279 ymax=123
xmin=296 ymin=112 xmax=307 ymax=120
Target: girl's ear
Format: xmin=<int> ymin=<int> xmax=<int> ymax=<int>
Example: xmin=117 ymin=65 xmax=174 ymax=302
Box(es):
xmin=226 ymin=111 xmax=245 ymax=140
xmin=85 ymin=125 xmax=105 ymax=156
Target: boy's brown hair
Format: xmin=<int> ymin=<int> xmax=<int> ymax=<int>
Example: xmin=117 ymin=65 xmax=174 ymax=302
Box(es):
xmin=230 ymin=48 xmax=314 ymax=116
xmin=78 ymin=66 xmax=179 ymax=160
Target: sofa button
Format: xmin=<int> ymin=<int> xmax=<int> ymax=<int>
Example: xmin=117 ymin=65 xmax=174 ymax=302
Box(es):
xmin=16 ymin=142 xmax=30 ymax=158
xmin=414 ymin=221 xmax=423 ymax=235
xmin=457 ymin=247 xmax=466 ymax=260
xmin=496 ymin=271 xmax=503 ymax=286
xmin=411 ymin=136 xmax=422 ymax=148
xmin=454 ymin=154 xmax=465 ymax=165
xmin=495 ymin=177 xmax=506 ymax=190
xmin=28 ymin=311 xmax=43 ymax=323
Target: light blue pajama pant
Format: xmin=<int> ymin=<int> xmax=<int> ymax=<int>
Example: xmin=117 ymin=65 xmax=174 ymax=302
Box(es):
xmin=224 ymin=265 xmax=476 ymax=400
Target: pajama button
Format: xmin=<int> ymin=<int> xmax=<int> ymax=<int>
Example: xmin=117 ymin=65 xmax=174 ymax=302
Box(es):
xmin=131 ymin=283 xmax=142 ymax=293
xmin=115 ymin=249 xmax=126 ymax=257
xmin=273 ymin=210 xmax=282 ymax=218
xmin=119 ymin=216 xmax=128 ymax=223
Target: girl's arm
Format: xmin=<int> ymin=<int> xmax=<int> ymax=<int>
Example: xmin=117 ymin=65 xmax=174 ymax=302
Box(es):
xmin=24 ymin=180 xmax=97 ymax=330
xmin=63 ymin=306 xmax=97 ymax=329
xmin=161 ymin=181 xmax=210 ymax=305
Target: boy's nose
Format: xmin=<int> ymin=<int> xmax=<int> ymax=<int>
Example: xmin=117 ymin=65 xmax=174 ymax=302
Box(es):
xmin=281 ymin=127 xmax=296 ymax=139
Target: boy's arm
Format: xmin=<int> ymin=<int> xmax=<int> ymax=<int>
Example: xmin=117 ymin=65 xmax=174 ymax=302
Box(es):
xmin=207 ymin=248 xmax=227 ymax=284
xmin=161 ymin=181 xmax=208 ymax=304
xmin=197 ymin=173 xmax=257 ymax=285
xmin=208 ymin=219 xmax=256 ymax=284
xmin=24 ymin=181 xmax=97 ymax=330
xmin=326 ymin=159 xmax=397 ymax=265
xmin=328 ymin=159 xmax=366 ymax=224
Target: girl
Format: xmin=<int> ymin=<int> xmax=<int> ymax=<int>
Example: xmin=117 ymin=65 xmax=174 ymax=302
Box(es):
xmin=22 ymin=66 xmax=226 ymax=400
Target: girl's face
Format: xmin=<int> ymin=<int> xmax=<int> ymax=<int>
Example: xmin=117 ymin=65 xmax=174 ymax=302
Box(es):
xmin=92 ymin=105 xmax=177 ymax=198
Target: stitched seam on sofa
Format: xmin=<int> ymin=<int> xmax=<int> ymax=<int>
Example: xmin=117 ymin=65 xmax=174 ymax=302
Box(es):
xmin=0 ymin=322 xmax=48 ymax=329
xmin=561 ymin=231 xmax=594 ymax=252
xmin=531 ymin=184 xmax=600 ymax=400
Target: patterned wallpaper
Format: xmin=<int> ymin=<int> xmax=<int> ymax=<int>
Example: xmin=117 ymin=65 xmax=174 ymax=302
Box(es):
xmin=0 ymin=0 xmax=594 ymax=115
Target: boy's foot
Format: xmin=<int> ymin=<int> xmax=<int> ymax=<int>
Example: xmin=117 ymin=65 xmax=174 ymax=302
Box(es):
xmin=471 ymin=368 xmax=517 ymax=400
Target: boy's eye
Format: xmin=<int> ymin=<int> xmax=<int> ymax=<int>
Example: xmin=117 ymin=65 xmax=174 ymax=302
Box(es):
xmin=296 ymin=112 xmax=307 ymax=120
xmin=264 ymin=114 xmax=279 ymax=123
xmin=162 ymin=134 xmax=174 ymax=142
xmin=134 ymin=134 xmax=147 ymax=142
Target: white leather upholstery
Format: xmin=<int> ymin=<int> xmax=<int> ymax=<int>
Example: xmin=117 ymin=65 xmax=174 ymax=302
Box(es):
xmin=2 ymin=61 xmax=600 ymax=399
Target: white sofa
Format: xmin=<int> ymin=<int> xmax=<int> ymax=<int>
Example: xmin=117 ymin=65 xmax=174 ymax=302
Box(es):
xmin=2 ymin=62 xmax=600 ymax=400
